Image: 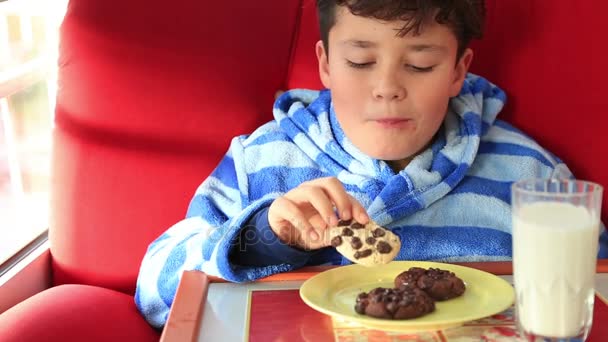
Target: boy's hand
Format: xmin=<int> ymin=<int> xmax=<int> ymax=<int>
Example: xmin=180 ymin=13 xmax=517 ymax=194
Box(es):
xmin=268 ymin=177 xmax=369 ymax=250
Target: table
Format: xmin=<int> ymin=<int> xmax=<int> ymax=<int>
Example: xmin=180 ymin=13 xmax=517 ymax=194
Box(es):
xmin=161 ymin=260 xmax=608 ymax=342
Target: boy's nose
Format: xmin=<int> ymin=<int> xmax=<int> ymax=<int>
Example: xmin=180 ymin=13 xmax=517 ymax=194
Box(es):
xmin=372 ymin=76 xmax=406 ymax=101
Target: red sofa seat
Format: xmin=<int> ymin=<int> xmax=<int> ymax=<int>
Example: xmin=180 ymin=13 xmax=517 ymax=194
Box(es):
xmin=0 ymin=285 xmax=159 ymax=341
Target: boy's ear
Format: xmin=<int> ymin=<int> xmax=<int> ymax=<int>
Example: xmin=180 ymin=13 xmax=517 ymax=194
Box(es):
xmin=449 ymin=48 xmax=474 ymax=97
xmin=316 ymin=40 xmax=331 ymax=89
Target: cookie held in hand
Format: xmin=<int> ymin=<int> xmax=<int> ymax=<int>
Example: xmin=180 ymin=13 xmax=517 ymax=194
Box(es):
xmin=394 ymin=267 xmax=466 ymax=300
xmin=328 ymin=219 xmax=400 ymax=266
xmin=354 ymin=286 xmax=435 ymax=319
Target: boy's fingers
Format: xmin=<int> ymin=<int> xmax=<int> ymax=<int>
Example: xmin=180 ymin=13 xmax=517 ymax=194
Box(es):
xmin=348 ymin=194 xmax=369 ymax=224
xmin=270 ymin=197 xmax=315 ymax=239
xmin=306 ymin=214 xmax=328 ymax=245
xmin=320 ymin=177 xmax=353 ymax=221
xmin=299 ymin=186 xmax=338 ymax=227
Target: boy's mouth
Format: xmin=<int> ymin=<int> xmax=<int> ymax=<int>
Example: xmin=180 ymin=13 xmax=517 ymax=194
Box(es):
xmin=374 ymin=118 xmax=413 ymax=128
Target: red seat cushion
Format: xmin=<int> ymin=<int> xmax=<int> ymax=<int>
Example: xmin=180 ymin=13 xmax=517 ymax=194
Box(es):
xmin=0 ymin=285 xmax=159 ymax=342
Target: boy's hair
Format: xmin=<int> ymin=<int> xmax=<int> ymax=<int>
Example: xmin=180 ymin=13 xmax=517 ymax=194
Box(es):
xmin=316 ymin=0 xmax=486 ymax=60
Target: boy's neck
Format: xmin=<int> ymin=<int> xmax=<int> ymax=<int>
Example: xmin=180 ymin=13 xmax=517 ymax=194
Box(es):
xmin=386 ymin=157 xmax=413 ymax=173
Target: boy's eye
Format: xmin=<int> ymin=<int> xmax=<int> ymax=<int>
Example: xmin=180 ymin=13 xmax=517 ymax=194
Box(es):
xmin=407 ymin=65 xmax=434 ymax=73
xmin=346 ymin=60 xmax=374 ymax=69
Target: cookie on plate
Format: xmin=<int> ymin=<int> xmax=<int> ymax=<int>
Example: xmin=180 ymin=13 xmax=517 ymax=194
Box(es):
xmin=354 ymin=286 xmax=435 ymax=320
xmin=394 ymin=267 xmax=466 ymax=300
xmin=328 ymin=219 xmax=401 ymax=266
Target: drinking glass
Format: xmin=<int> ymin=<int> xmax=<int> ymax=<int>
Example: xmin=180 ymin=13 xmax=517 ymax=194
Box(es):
xmin=512 ymin=178 xmax=603 ymax=341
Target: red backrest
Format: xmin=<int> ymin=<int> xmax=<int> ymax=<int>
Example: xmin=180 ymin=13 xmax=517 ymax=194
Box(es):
xmin=50 ymin=0 xmax=608 ymax=293
xmin=51 ymin=0 xmax=302 ymax=293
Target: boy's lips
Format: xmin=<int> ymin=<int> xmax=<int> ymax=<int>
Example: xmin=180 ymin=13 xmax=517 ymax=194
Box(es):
xmin=374 ymin=117 xmax=413 ymax=128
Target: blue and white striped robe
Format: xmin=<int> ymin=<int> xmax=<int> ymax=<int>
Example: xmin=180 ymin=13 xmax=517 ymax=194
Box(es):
xmin=135 ymin=73 xmax=607 ymax=328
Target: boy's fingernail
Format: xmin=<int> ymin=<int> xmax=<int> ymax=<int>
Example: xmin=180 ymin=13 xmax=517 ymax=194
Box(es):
xmin=310 ymin=231 xmax=319 ymax=241
xmin=328 ymin=216 xmax=338 ymax=226
xmin=342 ymin=210 xmax=351 ymax=220
xmin=359 ymin=213 xmax=369 ymax=223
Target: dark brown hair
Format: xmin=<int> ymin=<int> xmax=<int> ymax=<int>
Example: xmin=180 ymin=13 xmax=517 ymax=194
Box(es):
xmin=317 ymin=0 xmax=486 ymax=60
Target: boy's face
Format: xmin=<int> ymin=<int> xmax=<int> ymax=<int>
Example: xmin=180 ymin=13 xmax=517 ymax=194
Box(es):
xmin=316 ymin=7 xmax=472 ymax=168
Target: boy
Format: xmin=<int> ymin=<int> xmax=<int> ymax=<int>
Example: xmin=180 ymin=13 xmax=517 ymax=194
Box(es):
xmin=135 ymin=0 xmax=608 ymax=329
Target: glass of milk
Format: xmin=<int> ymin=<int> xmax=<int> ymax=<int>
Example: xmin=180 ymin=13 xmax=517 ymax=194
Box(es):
xmin=512 ymin=179 xmax=603 ymax=341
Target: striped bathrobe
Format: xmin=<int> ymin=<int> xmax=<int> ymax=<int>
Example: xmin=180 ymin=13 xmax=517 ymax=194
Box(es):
xmin=134 ymin=73 xmax=606 ymax=328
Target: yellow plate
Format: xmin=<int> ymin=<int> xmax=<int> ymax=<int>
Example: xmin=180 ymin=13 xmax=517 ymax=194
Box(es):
xmin=299 ymin=261 xmax=514 ymax=332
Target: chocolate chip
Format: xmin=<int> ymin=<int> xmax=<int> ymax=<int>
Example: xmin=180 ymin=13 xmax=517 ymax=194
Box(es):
xmin=331 ymin=236 xmax=342 ymax=247
xmin=355 ymin=301 xmax=366 ymax=314
xmin=419 ymin=275 xmax=434 ymax=289
xmin=351 ymin=222 xmax=365 ymax=229
xmin=342 ymin=228 xmax=354 ymax=236
xmin=370 ymin=288 xmax=385 ymax=296
xmin=356 ymin=292 xmax=368 ymax=301
xmin=350 ymin=237 xmax=363 ymax=249
xmin=354 ymin=249 xmax=373 ymax=259
xmin=399 ymin=296 xmax=412 ymax=306
xmin=365 ymin=237 xmax=376 ymax=245
xmin=377 ymin=241 xmax=392 ymax=254
xmin=372 ymin=228 xmax=386 ymax=237
xmin=337 ymin=219 xmax=352 ymax=226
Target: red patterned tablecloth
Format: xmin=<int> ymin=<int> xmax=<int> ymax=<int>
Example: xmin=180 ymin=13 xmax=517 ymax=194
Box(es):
xmin=248 ymin=290 xmax=608 ymax=342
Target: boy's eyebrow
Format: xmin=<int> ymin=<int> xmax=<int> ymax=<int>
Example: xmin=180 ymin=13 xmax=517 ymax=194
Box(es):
xmin=407 ymin=44 xmax=447 ymax=53
xmin=341 ymin=39 xmax=377 ymax=48
xmin=340 ymin=40 xmax=447 ymax=53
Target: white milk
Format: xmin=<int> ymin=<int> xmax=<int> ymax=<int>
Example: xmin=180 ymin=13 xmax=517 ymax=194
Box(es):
xmin=513 ymin=201 xmax=599 ymax=337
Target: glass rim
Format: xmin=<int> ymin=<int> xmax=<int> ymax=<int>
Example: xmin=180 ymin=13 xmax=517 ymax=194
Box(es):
xmin=512 ymin=178 xmax=603 ymax=197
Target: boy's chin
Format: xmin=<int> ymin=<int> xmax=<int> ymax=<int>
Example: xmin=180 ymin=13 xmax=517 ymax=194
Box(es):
xmin=358 ymin=140 xmax=431 ymax=165
xmin=364 ymin=149 xmax=415 ymax=164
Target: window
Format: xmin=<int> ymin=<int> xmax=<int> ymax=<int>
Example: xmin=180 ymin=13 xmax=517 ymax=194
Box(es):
xmin=0 ymin=0 xmax=68 ymax=264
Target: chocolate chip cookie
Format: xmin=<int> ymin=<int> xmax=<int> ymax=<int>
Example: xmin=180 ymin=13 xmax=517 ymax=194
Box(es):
xmin=328 ymin=219 xmax=401 ymax=266
xmin=394 ymin=267 xmax=466 ymax=300
xmin=354 ymin=286 xmax=435 ymax=319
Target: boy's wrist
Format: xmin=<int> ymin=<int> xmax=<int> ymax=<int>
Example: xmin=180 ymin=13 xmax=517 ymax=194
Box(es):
xmin=244 ymin=206 xmax=315 ymax=254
